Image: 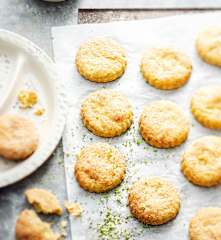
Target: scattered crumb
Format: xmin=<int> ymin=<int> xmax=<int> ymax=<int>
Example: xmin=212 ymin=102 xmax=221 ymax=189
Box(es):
xmin=65 ymin=201 xmax=83 ymax=217
xmin=34 ymin=108 xmax=45 ymax=116
xmin=25 ymin=188 xmax=63 ymax=215
xmin=58 ymin=220 xmax=68 ymax=240
xmin=60 ymin=220 xmax=67 ymax=229
xmin=18 ymin=90 xmax=38 ymax=109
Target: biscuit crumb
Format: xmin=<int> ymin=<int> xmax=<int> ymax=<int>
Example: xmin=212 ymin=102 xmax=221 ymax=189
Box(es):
xmin=34 ymin=108 xmax=45 ymax=116
xmin=18 ymin=90 xmax=38 ymax=109
xmin=65 ymin=201 xmax=83 ymax=217
xmin=60 ymin=220 xmax=67 ymax=229
xmin=58 ymin=220 xmax=68 ymax=239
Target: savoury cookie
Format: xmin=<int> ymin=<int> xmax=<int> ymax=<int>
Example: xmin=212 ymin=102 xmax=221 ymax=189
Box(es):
xmin=76 ymin=37 xmax=127 ymax=82
xmin=181 ymin=136 xmax=221 ymax=187
xmin=75 ymin=142 xmax=126 ymax=193
xmin=0 ymin=114 xmax=38 ymax=161
xmin=141 ymin=48 xmax=192 ymax=90
xmin=196 ymin=27 xmax=221 ymax=67
xmin=16 ymin=209 xmax=59 ymax=240
xmin=25 ymin=188 xmax=62 ymax=215
xmin=139 ymin=100 xmax=189 ymax=148
xmin=189 ymin=207 xmax=221 ymax=240
xmin=128 ymin=177 xmax=180 ymax=225
xmin=81 ymin=89 xmax=133 ymax=137
xmin=191 ymin=85 xmax=221 ymax=129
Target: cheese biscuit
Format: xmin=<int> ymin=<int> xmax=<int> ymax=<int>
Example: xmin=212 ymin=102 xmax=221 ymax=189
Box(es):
xmin=76 ymin=37 xmax=127 ymax=82
xmin=75 ymin=143 xmax=126 ymax=193
xmin=191 ymin=85 xmax=221 ymax=129
xmin=181 ymin=136 xmax=221 ymax=187
xmin=128 ymin=178 xmax=180 ymax=225
xmin=189 ymin=207 xmax=221 ymax=240
xmin=141 ymin=48 xmax=192 ymax=90
xmin=196 ymin=27 xmax=221 ymax=67
xmin=81 ymin=89 xmax=133 ymax=137
xmin=139 ymin=100 xmax=189 ymax=148
xmin=0 ymin=114 xmax=38 ymax=161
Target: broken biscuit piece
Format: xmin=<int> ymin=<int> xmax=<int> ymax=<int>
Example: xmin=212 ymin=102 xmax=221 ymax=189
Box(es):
xmin=16 ymin=209 xmax=59 ymax=240
xmin=25 ymin=188 xmax=62 ymax=215
xmin=65 ymin=202 xmax=83 ymax=217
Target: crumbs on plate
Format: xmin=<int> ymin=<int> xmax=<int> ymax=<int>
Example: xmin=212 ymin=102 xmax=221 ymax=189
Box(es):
xmin=18 ymin=90 xmax=38 ymax=109
xmin=34 ymin=108 xmax=45 ymax=116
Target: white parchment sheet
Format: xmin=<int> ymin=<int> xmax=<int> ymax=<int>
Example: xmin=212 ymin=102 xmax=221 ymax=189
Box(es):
xmin=52 ymin=14 xmax=221 ymax=240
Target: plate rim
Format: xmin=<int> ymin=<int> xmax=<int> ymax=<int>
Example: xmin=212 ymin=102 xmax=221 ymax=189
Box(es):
xmin=0 ymin=29 xmax=67 ymax=188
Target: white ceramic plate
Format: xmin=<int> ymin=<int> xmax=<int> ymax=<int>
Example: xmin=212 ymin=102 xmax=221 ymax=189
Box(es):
xmin=0 ymin=30 xmax=67 ymax=187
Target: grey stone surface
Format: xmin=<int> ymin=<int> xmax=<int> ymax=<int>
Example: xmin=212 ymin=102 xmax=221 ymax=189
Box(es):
xmin=78 ymin=9 xmax=219 ymax=24
xmin=78 ymin=0 xmax=221 ymax=9
xmin=0 ymin=1 xmax=77 ymax=239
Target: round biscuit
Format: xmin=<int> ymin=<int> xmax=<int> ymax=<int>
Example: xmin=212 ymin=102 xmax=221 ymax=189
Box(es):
xmin=196 ymin=27 xmax=221 ymax=67
xmin=128 ymin=177 xmax=180 ymax=225
xmin=81 ymin=89 xmax=133 ymax=138
xmin=141 ymin=48 xmax=192 ymax=90
xmin=76 ymin=37 xmax=127 ymax=83
xmin=191 ymin=85 xmax=221 ymax=129
xmin=189 ymin=207 xmax=221 ymax=240
xmin=181 ymin=136 xmax=221 ymax=187
xmin=139 ymin=100 xmax=189 ymax=148
xmin=0 ymin=114 xmax=38 ymax=161
xmin=74 ymin=142 xmax=126 ymax=193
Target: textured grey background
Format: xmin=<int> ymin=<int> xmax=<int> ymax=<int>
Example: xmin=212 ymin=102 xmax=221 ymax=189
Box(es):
xmin=78 ymin=0 xmax=221 ymax=9
xmin=0 ymin=1 xmax=220 ymax=239
xmin=0 ymin=1 xmax=77 ymax=239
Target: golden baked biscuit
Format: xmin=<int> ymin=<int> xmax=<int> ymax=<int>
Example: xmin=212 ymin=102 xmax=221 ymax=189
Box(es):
xmin=0 ymin=114 xmax=38 ymax=161
xmin=128 ymin=177 xmax=180 ymax=225
xmin=16 ymin=209 xmax=59 ymax=240
xmin=25 ymin=188 xmax=62 ymax=215
xmin=141 ymin=48 xmax=192 ymax=90
xmin=189 ymin=207 xmax=221 ymax=240
xmin=181 ymin=136 xmax=221 ymax=187
xmin=196 ymin=27 xmax=221 ymax=67
xmin=74 ymin=142 xmax=126 ymax=193
xmin=191 ymin=85 xmax=221 ymax=129
xmin=76 ymin=37 xmax=127 ymax=82
xmin=139 ymin=100 xmax=189 ymax=148
xmin=81 ymin=89 xmax=133 ymax=137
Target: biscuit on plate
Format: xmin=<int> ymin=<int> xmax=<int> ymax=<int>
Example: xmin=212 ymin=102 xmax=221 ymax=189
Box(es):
xmin=196 ymin=27 xmax=221 ymax=67
xmin=181 ymin=136 xmax=221 ymax=187
xmin=25 ymin=188 xmax=62 ymax=215
xmin=189 ymin=207 xmax=221 ymax=240
xmin=16 ymin=209 xmax=59 ymax=240
xmin=141 ymin=48 xmax=192 ymax=90
xmin=74 ymin=142 xmax=126 ymax=193
xmin=76 ymin=37 xmax=127 ymax=83
xmin=191 ymin=85 xmax=221 ymax=129
xmin=128 ymin=177 xmax=180 ymax=225
xmin=0 ymin=114 xmax=38 ymax=161
xmin=139 ymin=100 xmax=189 ymax=148
xmin=81 ymin=89 xmax=133 ymax=137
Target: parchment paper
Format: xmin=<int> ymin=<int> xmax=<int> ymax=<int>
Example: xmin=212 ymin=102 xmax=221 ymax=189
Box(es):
xmin=52 ymin=13 xmax=221 ymax=240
